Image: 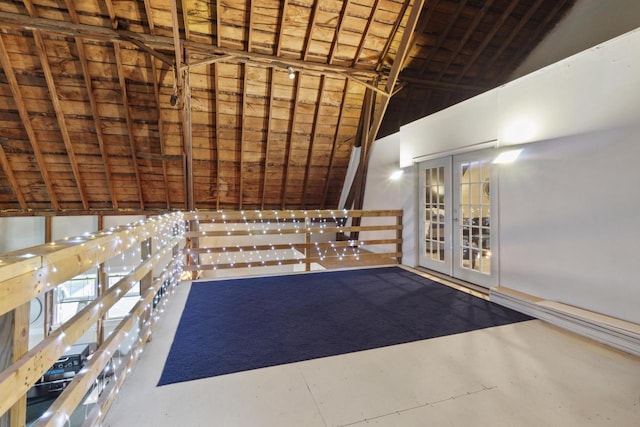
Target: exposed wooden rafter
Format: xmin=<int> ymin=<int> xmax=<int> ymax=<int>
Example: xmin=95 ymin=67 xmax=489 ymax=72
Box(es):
xmin=353 ymin=0 xmax=380 ymax=67
xmin=275 ymin=0 xmax=289 ymax=57
xmin=415 ymin=0 xmax=468 ymax=76
xmin=303 ymin=0 xmax=319 ymax=61
xmin=0 ymin=34 xmax=59 ymax=210
xmin=0 ymin=12 xmax=378 ymax=79
xmin=454 ymin=0 xmax=521 ymax=83
xmin=321 ymin=78 xmax=350 ymax=209
xmin=143 ymin=0 xmax=172 ymax=209
xmin=434 ymin=0 xmax=496 ymax=81
xmin=104 ymin=0 xmax=145 ymax=209
xmin=328 ymin=0 xmax=350 ymax=65
xmin=0 ymin=143 xmax=27 ymax=210
xmin=261 ymin=68 xmax=275 ymax=210
xmin=302 ymin=75 xmax=325 ymax=208
xmin=400 ymin=76 xmax=488 ymax=93
xmin=64 ymin=0 xmax=118 ymax=210
xmin=32 ymin=31 xmax=89 ymax=209
xmin=281 ymin=75 xmax=302 ymax=209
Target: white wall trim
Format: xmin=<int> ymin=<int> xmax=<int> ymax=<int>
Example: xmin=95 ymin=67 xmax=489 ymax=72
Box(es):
xmin=490 ymin=286 xmax=640 ymax=357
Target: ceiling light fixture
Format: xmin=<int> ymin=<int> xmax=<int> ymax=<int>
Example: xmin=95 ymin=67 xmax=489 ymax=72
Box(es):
xmin=287 ymin=66 xmax=295 ymax=80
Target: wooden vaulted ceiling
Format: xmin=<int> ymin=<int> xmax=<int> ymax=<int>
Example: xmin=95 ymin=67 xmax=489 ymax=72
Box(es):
xmin=0 ymin=0 xmax=575 ymax=215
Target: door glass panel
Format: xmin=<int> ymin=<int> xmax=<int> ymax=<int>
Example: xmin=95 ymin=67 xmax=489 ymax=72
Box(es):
xmin=424 ymin=166 xmax=445 ymax=262
xmin=458 ymin=160 xmax=491 ymax=274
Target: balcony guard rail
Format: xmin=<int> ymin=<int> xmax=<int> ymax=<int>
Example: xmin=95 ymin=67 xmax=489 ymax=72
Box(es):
xmin=0 ymin=209 xmax=402 ymax=426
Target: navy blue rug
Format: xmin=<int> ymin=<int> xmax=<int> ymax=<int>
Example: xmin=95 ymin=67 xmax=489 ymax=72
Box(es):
xmin=157 ymin=267 xmax=531 ymax=386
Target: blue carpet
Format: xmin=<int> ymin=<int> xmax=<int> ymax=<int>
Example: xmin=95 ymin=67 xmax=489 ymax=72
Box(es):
xmin=157 ymin=267 xmax=531 ymax=386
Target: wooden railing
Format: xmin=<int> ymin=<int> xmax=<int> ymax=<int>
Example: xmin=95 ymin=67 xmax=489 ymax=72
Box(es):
xmin=0 ymin=213 xmax=185 ymax=427
xmin=183 ymin=209 xmax=403 ymax=275
xmin=0 ymin=209 xmax=402 ymax=426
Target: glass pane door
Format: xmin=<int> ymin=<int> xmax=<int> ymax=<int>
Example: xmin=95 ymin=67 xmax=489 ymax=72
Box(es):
xmin=453 ymin=151 xmax=497 ymax=287
xmin=418 ymin=158 xmax=452 ymax=275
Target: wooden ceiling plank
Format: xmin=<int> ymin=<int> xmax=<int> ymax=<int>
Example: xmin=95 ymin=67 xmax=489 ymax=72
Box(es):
xmin=144 ymin=0 xmax=172 ymax=209
xmin=104 ymin=0 xmax=145 ymax=209
xmin=0 ymin=11 xmax=379 ymax=78
xmin=303 ymin=0 xmax=319 ymax=62
xmin=261 ymin=68 xmax=275 ymax=210
xmin=480 ymin=0 xmax=545 ymax=78
xmin=0 ymin=34 xmax=60 ymax=210
xmin=352 ymin=0 xmax=380 ymax=67
xmin=434 ymin=0 xmax=496 ymax=81
xmin=415 ymin=0 xmax=468 ymax=76
xmin=276 ymin=0 xmax=289 ymax=57
xmin=214 ymin=62 xmax=221 ymax=210
xmin=301 ymin=75 xmax=325 ymax=209
xmin=281 ymin=75 xmax=302 ymax=210
xmin=321 ymin=78 xmax=350 ymax=209
xmin=328 ymin=0 xmax=351 ymax=65
xmin=0 ymin=144 xmax=28 ymax=210
xmin=32 ymin=31 xmax=89 ymax=210
xmin=454 ymin=0 xmax=521 ymax=83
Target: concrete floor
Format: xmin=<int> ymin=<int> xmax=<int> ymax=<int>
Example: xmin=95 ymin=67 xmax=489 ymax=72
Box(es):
xmin=104 ymin=275 xmax=640 ymax=427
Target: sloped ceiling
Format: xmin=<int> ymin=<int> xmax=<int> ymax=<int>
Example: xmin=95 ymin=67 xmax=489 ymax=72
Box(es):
xmin=0 ymin=0 xmax=575 ymax=215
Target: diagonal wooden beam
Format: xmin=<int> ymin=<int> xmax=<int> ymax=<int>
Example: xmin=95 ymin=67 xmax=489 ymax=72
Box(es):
xmin=303 ymin=0 xmax=319 ymax=61
xmin=105 ymin=0 xmax=145 ymax=209
xmin=261 ymin=67 xmax=275 ymax=210
xmin=328 ymin=0 xmax=351 ymax=65
xmin=0 ymin=143 xmax=27 ymax=210
xmin=32 ymin=32 xmax=89 ymax=209
xmin=352 ymin=0 xmax=380 ymax=67
xmin=321 ymin=78 xmax=350 ymax=209
xmin=366 ymin=0 xmax=426 ymax=147
xmin=301 ymin=75 xmax=325 ymax=208
xmin=143 ymin=0 xmax=172 ymax=209
xmin=64 ymin=0 xmax=118 ymax=209
xmin=0 ymin=34 xmax=59 ymax=210
xmin=0 ymin=11 xmax=379 ymax=78
xmin=276 ymin=0 xmax=289 ymax=57
xmin=394 ymin=0 xmax=439 ymax=72
xmin=376 ymin=0 xmax=410 ymax=72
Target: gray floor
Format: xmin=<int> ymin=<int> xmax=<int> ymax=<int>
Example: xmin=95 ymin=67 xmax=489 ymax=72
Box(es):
xmin=104 ymin=278 xmax=640 ymax=427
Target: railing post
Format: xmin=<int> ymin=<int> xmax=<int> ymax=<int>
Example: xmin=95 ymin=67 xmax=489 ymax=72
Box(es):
xmin=0 ymin=302 xmax=29 ymax=427
xmin=305 ymin=216 xmax=311 ymax=271
xmin=396 ymin=211 xmax=403 ymax=264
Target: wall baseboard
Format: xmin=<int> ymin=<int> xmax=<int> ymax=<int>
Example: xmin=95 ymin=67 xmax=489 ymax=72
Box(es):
xmin=490 ymin=286 xmax=640 ymax=357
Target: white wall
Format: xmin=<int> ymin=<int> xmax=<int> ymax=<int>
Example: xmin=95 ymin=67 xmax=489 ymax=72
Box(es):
xmin=361 ymin=18 xmax=640 ymax=323
xmin=0 ymin=217 xmax=44 ymax=253
xmin=498 ymin=127 xmax=640 ymax=323
xmin=512 ymin=0 xmax=640 ymax=79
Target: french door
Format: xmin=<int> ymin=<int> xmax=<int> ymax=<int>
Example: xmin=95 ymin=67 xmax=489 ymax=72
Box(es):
xmin=419 ymin=150 xmax=498 ymax=288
